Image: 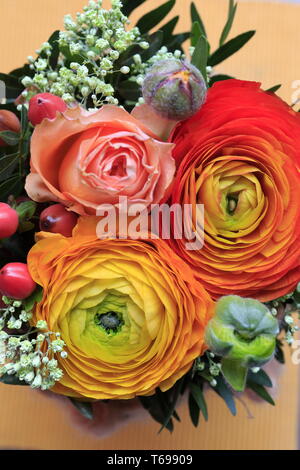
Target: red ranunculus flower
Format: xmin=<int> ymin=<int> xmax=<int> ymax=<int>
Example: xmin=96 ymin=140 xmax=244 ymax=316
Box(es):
xmin=169 ymin=79 xmax=300 ymax=301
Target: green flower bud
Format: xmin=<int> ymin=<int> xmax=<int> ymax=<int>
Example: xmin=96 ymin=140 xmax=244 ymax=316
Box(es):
xmin=142 ymin=59 xmax=207 ymax=121
xmin=205 ymin=295 xmax=279 ymax=391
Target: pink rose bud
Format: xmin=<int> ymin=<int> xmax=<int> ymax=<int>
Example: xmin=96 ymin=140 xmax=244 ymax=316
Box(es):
xmin=142 ymin=59 xmax=207 ymax=121
xmin=28 ymin=93 xmax=67 ymax=126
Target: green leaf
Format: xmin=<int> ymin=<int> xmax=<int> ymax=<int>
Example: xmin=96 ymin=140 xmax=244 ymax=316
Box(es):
xmin=0 ymin=175 xmax=23 ymax=201
xmin=275 ymin=339 xmax=285 ymax=364
xmin=213 ymin=375 xmax=237 ymax=416
xmin=0 ymin=374 xmax=28 ymax=386
xmin=9 ymin=64 xmax=34 ymax=80
xmin=266 ymin=84 xmax=281 ymax=93
xmin=118 ymin=31 xmax=163 ymax=68
xmin=219 ymin=0 xmax=238 ymax=46
xmin=23 ymin=286 xmax=43 ymax=312
xmin=158 ymin=379 xmax=183 ymax=433
xmin=192 ymin=35 xmax=209 ymax=84
xmin=247 ymin=382 xmax=275 ymax=406
xmin=0 ymin=153 xmax=19 ymax=182
xmin=160 ymin=16 xmax=179 ymax=39
xmin=191 ymin=21 xmax=202 ymax=48
xmin=191 ymin=2 xmax=207 ymax=38
xmin=166 ymin=32 xmax=190 ymax=52
xmin=0 ymin=131 xmax=20 ymax=146
xmin=48 ymin=30 xmax=60 ymax=69
xmin=0 ymin=73 xmax=21 ymax=89
xmin=69 ymin=398 xmax=94 ymax=420
xmin=209 ymin=74 xmax=234 ymax=87
xmin=247 ymin=369 xmax=273 ymax=388
xmin=189 ymin=383 xmax=208 ymax=421
xmin=221 ymin=358 xmax=248 ymax=392
xmin=140 ymin=393 xmax=174 ymax=432
xmin=16 ymin=201 xmax=37 ymax=221
xmin=136 ymin=0 xmax=176 ymax=35
xmin=118 ymin=80 xmax=141 ymax=101
xmin=188 ymin=393 xmax=200 ymax=427
xmin=122 ymin=0 xmax=148 ymax=17
xmin=208 ymin=30 xmax=255 ymax=67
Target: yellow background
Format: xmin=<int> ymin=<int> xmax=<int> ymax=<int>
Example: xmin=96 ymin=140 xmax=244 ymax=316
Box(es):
xmin=0 ymin=0 xmax=299 ymax=449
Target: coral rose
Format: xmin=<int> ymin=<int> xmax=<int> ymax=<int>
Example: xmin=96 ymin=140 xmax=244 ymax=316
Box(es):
xmin=27 ymin=217 xmax=214 ymax=399
xmin=25 ymin=106 xmax=175 ymax=215
xmin=169 ymin=79 xmax=300 ymax=301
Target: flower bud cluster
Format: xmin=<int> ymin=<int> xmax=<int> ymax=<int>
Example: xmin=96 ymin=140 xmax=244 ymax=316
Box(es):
xmin=21 ymin=0 xmax=148 ymax=107
xmin=0 ymin=297 xmax=67 ymax=390
xmin=268 ymin=284 xmax=300 ymax=346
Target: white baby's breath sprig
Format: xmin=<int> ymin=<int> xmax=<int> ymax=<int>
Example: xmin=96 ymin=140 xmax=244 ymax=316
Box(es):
xmin=0 ymin=296 xmax=67 ymax=391
xmin=21 ymin=0 xmax=149 ymax=108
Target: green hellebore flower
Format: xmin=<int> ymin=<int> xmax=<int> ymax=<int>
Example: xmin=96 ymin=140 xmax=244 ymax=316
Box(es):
xmin=205 ymin=295 xmax=279 ymax=391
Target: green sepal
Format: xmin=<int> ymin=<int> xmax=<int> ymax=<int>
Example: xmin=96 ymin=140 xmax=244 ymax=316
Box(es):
xmin=221 ymin=358 xmax=248 ymax=392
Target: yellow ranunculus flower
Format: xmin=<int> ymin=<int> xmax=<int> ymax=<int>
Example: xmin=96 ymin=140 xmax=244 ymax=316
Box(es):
xmin=27 ymin=217 xmax=214 ymax=400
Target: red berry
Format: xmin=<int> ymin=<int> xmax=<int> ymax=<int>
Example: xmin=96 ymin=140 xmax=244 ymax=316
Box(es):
xmin=0 ymin=203 xmax=19 ymax=239
xmin=0 ymin=263 xmax=36 ymax=300
xmin=39 ymin=204 xmax=78 ymax=237
xmin=0 ymin=110 xmax=21 ymax=146
xmin=28 ymin=93 xmax=67 ymax=126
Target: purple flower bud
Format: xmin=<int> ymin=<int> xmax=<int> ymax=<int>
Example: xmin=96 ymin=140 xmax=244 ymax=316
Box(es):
xmin=142 ymin=59 xmax=207 ymax=121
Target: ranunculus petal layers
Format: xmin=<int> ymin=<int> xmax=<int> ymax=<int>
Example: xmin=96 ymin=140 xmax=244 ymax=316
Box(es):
xmin=25 ymin=106 xmax=175 ymax=215
xmin=27 ymin=219 xmax=214 ymax=399
xmin=169 ymin=80 xmax=300 ymax=301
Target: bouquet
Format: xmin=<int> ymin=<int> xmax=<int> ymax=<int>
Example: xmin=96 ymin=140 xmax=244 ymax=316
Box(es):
xmin=0 ymin=0 xmax=299 ymax=434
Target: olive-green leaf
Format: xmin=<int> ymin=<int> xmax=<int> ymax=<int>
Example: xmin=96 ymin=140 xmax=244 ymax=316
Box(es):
xmin=136 ymin=0 xmax=176 ymax=35
xmin=0 ymin=72 xmax=21 ymax=89
xmin=213 ymin=375 xmax=237 ymax=416
xmin=209 ymin=74 xmax=234 ymax=87
xmin=167 ymin=32 xmax=190 ymax=52
xmin=219 ymin=0 xmax=238 ymax=46
xmin=266 ymin=84 xmax=281 ymax=93
xmin=0 ymin=152 xmax=19 ymax=182
xmin=0 ymin=174 xmax=23 ymax=201
xmin=191 ymin=2 xmax=206 ymax=38
xmin=247 ymin=382 xmax=275 ymax=406
xmin=0 ymin=374 xmax=28 ymax=386
xmin=122 ymin=0 xmax=148 ymax=17
xmin=191 ymin=21 xmax=202 ymax=48
xmin=69 ymin=398 xmax=94 ymax=420
xmin=247 ymin=369 xmax=273 ymax=388
xmin=208 ymin=30 xmax=255 ymax=67
xmin=48 ymin=30 xmax=60 ymax=69
xmin=189 ymin=383 xmax=208 ymax=421
xmin=160 ymin=16 xmax=179 ymax=39
xmin=188 ymin=393 xmax=200 ymax=427
xmin=0 ymin=130 xmax=20 ymax=146
xmin=192 ymin=35 xmax=209 ymax=84
xmin=118 ymin=80 xmax=141 ymax=101
xmin=23 ymin=286 xmax=43 ymax=312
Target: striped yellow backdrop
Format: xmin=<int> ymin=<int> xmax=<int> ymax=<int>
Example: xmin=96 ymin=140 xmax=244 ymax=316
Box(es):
xmin=0 ymin=0 xmax=299 ymax=450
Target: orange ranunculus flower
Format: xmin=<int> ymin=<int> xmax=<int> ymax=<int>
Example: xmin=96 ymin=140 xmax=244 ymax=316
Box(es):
xmin=27 ymin=217 xmax=214 ymax=400
xmin=25 ymin=106 xmax=175 ymax=215
xmin=169 ymin=79 xmax=300 ymax=301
